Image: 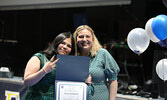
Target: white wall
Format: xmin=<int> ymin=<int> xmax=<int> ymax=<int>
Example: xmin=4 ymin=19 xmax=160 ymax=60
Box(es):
xmin=0 ymin=0 xmax=131 ymax=10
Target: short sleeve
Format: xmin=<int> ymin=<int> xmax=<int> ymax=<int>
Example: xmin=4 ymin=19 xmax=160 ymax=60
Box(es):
xmin=33 ymin=53 xmax=45 ymax=69
xmin=102 ymin=49 xmax=120 ymax=81
xmin=34 ymin=53 xmax=43 ymax=60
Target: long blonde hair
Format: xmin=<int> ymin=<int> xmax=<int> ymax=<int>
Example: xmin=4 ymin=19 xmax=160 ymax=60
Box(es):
xmin=73 ymin=25 xmax=102 ymax=57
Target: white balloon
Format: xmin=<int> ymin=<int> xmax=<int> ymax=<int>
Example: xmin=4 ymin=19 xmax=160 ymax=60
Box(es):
xmin=127 ymin=28 xmax=150 ymax=55
xmin=145 ymin=18 xmax=160 ymax=43
xmin=156 ymin=58 xmax=167 ymax=81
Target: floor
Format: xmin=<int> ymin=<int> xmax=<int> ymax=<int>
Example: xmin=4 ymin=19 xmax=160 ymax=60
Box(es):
xmin=116 ymin=94 xmax=165 ymax=100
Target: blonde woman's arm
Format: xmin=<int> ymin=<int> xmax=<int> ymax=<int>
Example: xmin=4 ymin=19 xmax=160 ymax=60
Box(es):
xmin=109 ymin=80 xmax=118 ymax=100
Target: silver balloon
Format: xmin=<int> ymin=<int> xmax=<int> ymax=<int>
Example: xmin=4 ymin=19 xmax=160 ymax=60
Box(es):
xmin=145 ymin=18 xmax=160 ymax=43
xmin=156 ymin=58 xmax=167 ymax=81
xmin=127 ymin=28 xmax=150 ymax=55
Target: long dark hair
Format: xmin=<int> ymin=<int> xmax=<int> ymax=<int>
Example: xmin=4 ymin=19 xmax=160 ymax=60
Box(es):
xmin=42 ymin=32 xmax=72 ymax=59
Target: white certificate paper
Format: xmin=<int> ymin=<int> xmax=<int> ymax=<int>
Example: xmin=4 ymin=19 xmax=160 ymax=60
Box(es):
xmin=55 ymin=81 xmax=88 ymax=100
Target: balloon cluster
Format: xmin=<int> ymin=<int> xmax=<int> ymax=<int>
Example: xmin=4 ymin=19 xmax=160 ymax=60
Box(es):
xmin=127 ymin=14 xmax=167 ymax=81
xmin=127 ymin=14 xmax=167 ymax=55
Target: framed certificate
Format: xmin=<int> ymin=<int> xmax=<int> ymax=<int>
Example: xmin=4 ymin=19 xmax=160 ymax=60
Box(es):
xmin=55 ymin=81 xmax=88 ymax=100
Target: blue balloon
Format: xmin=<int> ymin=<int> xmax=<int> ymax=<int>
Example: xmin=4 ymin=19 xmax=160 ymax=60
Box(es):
xmin=152 ymin=14 xmax=167 ymax=40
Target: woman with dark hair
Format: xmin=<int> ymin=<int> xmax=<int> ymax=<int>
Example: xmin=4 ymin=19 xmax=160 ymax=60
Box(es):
xmin=23 ymin=32 xmax=72 ymax=100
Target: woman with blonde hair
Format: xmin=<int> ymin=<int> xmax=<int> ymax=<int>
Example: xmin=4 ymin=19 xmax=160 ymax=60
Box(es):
xmin=73 ymin=25 xmax=120 ymax=100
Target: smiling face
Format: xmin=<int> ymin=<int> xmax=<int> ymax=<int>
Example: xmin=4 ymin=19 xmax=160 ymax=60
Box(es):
xmin=77 ymin=29 xmax=93 ymax=52
xmin=57 ymin=38 xmax=72 ymax=55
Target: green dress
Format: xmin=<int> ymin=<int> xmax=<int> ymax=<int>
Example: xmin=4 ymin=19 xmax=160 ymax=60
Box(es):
xmin=89 ymin=48 xmax=120 ymax=100
xmin=23 ymin=53 xmax=56 ymax=100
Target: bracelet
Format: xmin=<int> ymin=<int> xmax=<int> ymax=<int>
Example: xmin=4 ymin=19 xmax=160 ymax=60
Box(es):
xmin=43 ymin=68 xmax=48 ymax=74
